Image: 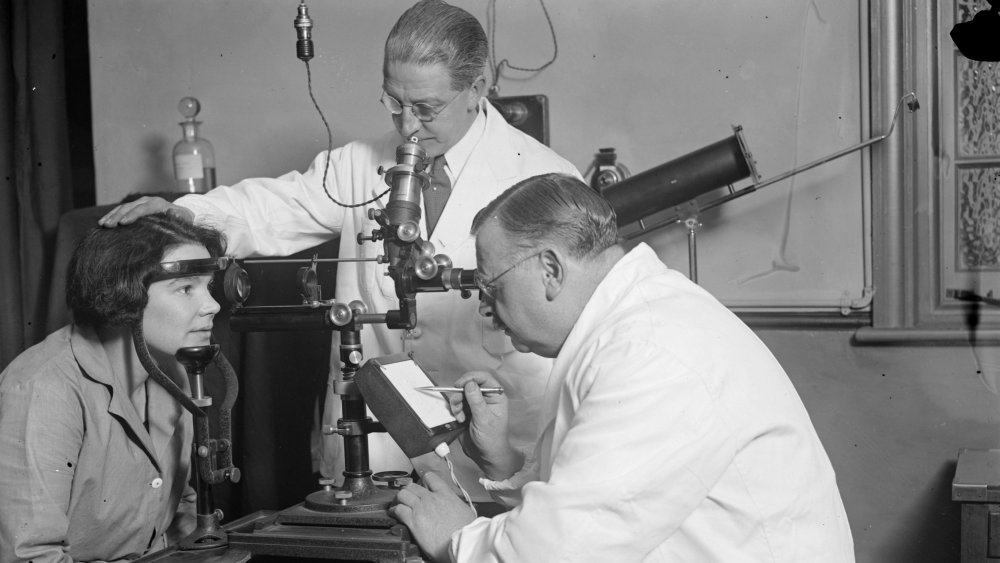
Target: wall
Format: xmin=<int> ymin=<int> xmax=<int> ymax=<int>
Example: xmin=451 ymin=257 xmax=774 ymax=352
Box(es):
xmin=85 ymin=2 xmax=994 ymax=561
xmin=760 ymin=329 xmax=1000 ymax=562
xmin=88 ymin=0 xmax=866 ymax=309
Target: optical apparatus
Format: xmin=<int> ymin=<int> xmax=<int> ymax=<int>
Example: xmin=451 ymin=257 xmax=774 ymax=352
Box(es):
xmin=596 ymin=93 xmax=920 ymax=282
xmin=136 ymin=136 xmax=475 ymax=563
xmin=132 ymin=259 xmax=249 ymax=563
xmin=229 ymin=138 xmax=477 ymax=562
xmin=135 ymin=3 xmax=923 ymax=561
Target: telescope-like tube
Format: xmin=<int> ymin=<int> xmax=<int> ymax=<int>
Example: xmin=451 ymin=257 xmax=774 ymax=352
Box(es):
xmin=384 ymin=140 xmax=427 ymax=228
xmin=602 ymin=129 xmax=757 ymax=226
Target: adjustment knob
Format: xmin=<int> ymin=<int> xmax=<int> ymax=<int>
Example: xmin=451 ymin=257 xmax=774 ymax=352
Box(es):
xmin=328 ymin=302 xmax=352 ymax=326
xmin=415 ymin=256 xmax=439 ymax=280
xmin=397 ymin=221 xmax=420 ymax=243
xmin=418 ymin=241 xmax=436 ymax=257
xmin=357 ymin=229 xmax=383 ymax=245
xmin=433 ymin=254 xmax=452 ymax=269
xmin=334 ymin=490 xmax=353 ymax=505
xmin=348 ymin=300 xmax=368 ymax=315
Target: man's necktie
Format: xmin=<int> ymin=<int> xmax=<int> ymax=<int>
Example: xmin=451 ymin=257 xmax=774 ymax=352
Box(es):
xmin=424 ymin=156 xmax=452 ymax=237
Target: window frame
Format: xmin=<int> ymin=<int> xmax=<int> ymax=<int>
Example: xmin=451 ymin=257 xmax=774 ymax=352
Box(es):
xmin=857 ymin=0 xmax=1000 ymax=343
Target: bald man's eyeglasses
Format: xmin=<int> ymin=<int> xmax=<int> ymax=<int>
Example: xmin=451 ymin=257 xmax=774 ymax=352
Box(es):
xmin=379 ymin=90 xmax=464 ymax=123
xmin=474 ymin=251 xmax=543 ymax=302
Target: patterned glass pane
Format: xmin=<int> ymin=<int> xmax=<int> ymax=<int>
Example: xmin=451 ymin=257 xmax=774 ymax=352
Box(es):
xmin=958 ymin=166 xmax=1000 ymax=269
xmin=957 ymin=0 xmax=992 ymax=22
xmin=957 ymin=58 xmax=1000 ymax=157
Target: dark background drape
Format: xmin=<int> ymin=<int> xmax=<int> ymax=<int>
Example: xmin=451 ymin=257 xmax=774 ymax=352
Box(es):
xmin=1 ymin=0 xmax=94 ymax=370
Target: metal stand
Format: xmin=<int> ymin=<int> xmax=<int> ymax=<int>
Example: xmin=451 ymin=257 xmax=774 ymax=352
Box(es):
xmin=223 ymin=307 xmax=425 ymax=562
xmin=182 ymin=135 xmax=477 ymax=562
xmin=677 ymin=201 xmax=703 ymax=283
xmin=174 ymin=345 xmax=243 ymax=556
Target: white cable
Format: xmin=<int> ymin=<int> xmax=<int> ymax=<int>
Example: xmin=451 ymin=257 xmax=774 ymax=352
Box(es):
xmin=434 ymin=442 xmax=477 ymax=517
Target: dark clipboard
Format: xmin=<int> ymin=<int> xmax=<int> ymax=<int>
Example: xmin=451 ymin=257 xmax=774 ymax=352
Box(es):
xmin=355 ymin=353 xmax=467 ymax=458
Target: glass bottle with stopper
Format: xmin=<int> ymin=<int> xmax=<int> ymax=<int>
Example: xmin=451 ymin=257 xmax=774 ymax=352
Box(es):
xmin=173 ymin=96 xmax=216 ymax=193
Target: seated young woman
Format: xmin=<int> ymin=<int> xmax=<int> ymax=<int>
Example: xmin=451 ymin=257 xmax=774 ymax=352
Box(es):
xmin=0 ymin=213 xmax=227 ymax=562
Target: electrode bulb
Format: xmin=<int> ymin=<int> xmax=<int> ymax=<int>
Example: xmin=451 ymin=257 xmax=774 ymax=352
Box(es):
xmin=294 ymin=1 xmax=315 ymax=62
xmin=178 ymin=97 xmax=201 ymax=120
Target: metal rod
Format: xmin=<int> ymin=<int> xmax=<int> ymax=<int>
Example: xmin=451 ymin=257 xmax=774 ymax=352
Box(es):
xmin=241 ymin=257 xmax=378 ymax=264
xmin=687 ymin=227 xmax=698 ymax=283
xmin=624 ymin=92 xmax=918 ymax=240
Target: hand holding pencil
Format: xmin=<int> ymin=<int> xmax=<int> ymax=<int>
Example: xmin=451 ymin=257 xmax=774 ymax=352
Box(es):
xmin=417 ymin=385 xmax=505 ymax=395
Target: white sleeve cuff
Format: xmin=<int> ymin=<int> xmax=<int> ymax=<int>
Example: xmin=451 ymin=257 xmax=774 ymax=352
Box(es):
xmin=477 ymin=447 xmax=539 ymax=506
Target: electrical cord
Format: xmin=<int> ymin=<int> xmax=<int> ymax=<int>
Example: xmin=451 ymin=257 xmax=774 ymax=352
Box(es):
xmin=303 ymin=58 xmax=391 ymax=209
xmin=434 ymin=442 xmax=477 ymax=517
xmin=486 ymin=0 xmax=558 ymax=94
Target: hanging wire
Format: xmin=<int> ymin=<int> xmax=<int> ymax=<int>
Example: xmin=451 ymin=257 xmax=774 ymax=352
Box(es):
xmin=487 ymin=0 xmax=558 ymax=94
xmin=304 ymin=60 xmax=391 ymax=208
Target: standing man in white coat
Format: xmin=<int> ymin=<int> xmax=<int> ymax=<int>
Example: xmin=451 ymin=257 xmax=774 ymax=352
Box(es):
xmin=391 ymin=173 xmax=855 ymax=562
xmin=99 ymin=0 xmax=580 ymax=496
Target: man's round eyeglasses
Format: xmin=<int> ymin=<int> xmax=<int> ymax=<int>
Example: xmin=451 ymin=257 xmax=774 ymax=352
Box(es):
xmin=474 ymin=251 xmax=543 ymax=301
xmin=379 ymin=89 xmax=464 ymax=123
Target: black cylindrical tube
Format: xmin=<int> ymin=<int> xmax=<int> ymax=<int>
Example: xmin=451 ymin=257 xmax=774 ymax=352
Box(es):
xmin=342 ymin=396 xmax=371 ymax=476
xmin=192 ymin=429 xmax=214 ymax=515
xmin=229 ymin=307 xmax=332 ymax=332
xmin=410 ymin=267 xmax=477 ymax=293
xmin=385 ymin=141 xmax=427 ymax=227
xmin=602 ymin=134 xmax=752 ymax=226
xmin=443 ymin=268 xmax=477 ymax=291
xmin=385 ymin=170 xmax=423 ymax=226
xmin=339 ymin=331 xmax=367 ymax=475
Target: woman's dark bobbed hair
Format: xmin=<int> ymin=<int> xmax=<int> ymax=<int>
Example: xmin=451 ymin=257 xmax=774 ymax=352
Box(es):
xmin=66 ymin=213 xmax=226 ymax=328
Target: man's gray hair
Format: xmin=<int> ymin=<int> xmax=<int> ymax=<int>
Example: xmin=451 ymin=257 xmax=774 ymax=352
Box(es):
xmin=472 ymin=173 xmax=620 ymax=259
xmin=384 ymin=0 xmax=487 ymax=90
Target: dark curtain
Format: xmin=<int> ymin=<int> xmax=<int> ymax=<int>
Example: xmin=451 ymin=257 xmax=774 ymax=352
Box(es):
xmin=0 ymin=0 xmax=92 ymax=370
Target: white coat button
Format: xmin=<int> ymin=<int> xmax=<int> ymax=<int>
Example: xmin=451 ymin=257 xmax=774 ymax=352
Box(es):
xmin=151 ymin=477 xmax=163 ymax=489
xmin=408 ymin=328 xmax=423 ymax=339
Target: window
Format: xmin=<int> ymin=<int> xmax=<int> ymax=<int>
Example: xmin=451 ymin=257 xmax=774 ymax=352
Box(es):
xmin=859 ymin=0 xmax=1000 ymax=342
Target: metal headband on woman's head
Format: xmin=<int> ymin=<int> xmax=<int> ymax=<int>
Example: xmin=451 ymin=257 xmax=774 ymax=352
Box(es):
xmin=151 ymin=257 xmax=232 ymax=282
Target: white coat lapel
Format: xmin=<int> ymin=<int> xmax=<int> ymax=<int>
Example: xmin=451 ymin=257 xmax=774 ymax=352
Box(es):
xmin=425 ymin=102 xmax=519 ymax=257
xmin=425 ymin=161 xmax=494 ymax=259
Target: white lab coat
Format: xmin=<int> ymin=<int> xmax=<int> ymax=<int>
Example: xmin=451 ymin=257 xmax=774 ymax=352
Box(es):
xmin=451 ymin=244 xmax=855 ymax=562
xmin=176 ymin=100 xmax=581 ymax=497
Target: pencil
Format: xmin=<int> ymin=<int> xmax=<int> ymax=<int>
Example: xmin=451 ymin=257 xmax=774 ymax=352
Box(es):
xmin=417 ymin=386 xmax=505 ymax=395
